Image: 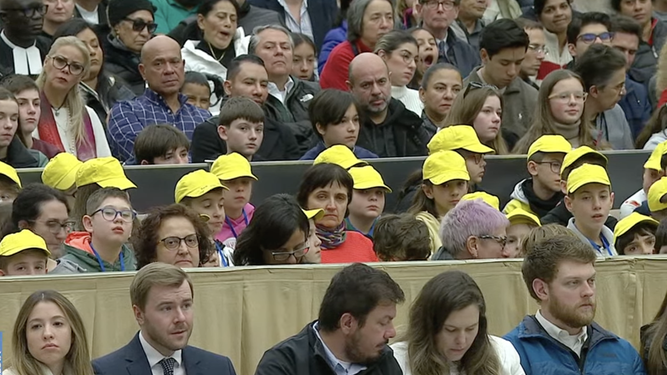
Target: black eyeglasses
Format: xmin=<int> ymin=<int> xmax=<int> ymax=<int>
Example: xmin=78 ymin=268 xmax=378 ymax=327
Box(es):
xmin=479 ymin=235 xmax=507 ymax=247
xmin=266 ymin=245 xmax=310 ymax=262
xmin=159 ymin=234 xmax=199 ymax=251
xmin=1 ymin=4 xmax=47 ymax=18
xmin=124 ymin=18 xmax=158 ymax=33
xmin=577 ymin=32 xmax=614 ymax=44
xmin=463 ymin=81 xmax=498 ymax=98
xmin=91 ymin=206 xmax=136 ymax=222
xmin=534 ymin=161 xmax=563 ymax=174
xmin=50 ymin=55 xmax=85 ymax=76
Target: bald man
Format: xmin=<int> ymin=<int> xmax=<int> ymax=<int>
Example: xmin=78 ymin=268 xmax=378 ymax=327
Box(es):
xmin=346 ymin=53 xmax=429 ymax=157
xmin=107 ymin=35 xmax=211 ymax=163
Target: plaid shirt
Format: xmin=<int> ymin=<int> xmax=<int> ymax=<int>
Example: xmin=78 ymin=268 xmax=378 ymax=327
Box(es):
xmin=108 ymin=88 xmax=211 ymax=162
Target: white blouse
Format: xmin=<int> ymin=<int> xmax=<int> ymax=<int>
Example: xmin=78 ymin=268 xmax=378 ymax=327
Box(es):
xmin=391 ymin=85 xmax=423 ymax=116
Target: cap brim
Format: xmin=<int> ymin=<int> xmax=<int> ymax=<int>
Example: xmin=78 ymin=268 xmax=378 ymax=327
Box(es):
xmin=353 ymin=182 xmax=392 ymax=193
xmin=303 ymin=208 xmax=324 ymax=220
xmin=1 ymin=246 xmax=50 ymax=257
xmin=616 ymin=216 xmax=659 ymax=238
xmin=342 ymin=159 xmax=369 ymax=170
xmin=644 ymin=159 xmax=661 ymax=171
xmin=181 ymin=184 xmax=226 ymax=202
xmin=508 ymin=213 xmax=541 ymax=227
xmin=98 ymin=177 xmax=137 ymax=190
xmin=429 ymin=171 xmax=470 ymax=186
xmin=218 ymin=173 xmax=258 ymax=181
xmin=462 ymin=143 xmax=495 ymax=154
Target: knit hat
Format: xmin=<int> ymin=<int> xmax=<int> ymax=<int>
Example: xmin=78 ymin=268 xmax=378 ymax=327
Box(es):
xmin=107 ymin=0 xmax=156 ymax=27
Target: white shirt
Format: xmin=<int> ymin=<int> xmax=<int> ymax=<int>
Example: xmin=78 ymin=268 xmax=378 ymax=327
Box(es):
xmin=268 ymin=76 xmax=295 ymax=104
xmin=139 ymin=330 xmax=186 ymax=375
xmin=620 ymin=188 xmax=647 ymax=219
xmin=1 ymin=31 xmax=42 ymax=75
xmin=276 ymin=0 xmax=314 ymax=42
xmin=391 ymin=86 xmax=423 ymax=115
xmin=313 ymin=322 xmax=367 ymax=375
xmin=75 ymin=3 xmax=99 ymax=24
xmin=535 ymin=310 xmax=588 ymax=357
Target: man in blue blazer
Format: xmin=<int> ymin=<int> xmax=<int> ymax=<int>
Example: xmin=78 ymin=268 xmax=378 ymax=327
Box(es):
xmin=92 ymin=263 xmax=237 ymax=375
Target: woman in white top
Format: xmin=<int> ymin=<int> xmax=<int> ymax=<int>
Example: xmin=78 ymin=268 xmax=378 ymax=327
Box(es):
xmin=34 ymin=36 xmax=110 ymax=161
xmin=375 ymin=30 xmax=423 ymax=116
xmin=391 ymin=270 xmax=525 ymax=375
xmin=2 ymin=290 xmax=93 ymax=375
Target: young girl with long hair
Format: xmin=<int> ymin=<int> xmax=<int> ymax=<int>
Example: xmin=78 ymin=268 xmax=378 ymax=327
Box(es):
xmin=375 ymin=30 xmax=422 ymax=115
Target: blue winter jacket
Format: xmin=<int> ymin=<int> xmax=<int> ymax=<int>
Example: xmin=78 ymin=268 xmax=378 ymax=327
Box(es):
xmin=318 ymin=21 xmax=347 ymax=75
xmin=619 ymin=76 xmax=652 ymax=139
xmin=504 ymin=315 xmax=646 ymax=375
xmin=300 ymin=142 xmax=379 ymax=160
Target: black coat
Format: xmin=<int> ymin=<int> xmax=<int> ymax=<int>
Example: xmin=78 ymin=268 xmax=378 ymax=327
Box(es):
xmin=190 ymin=114 xmax=301 ymax=162
xmin=102 ymin=35 xmax=145 ymax=96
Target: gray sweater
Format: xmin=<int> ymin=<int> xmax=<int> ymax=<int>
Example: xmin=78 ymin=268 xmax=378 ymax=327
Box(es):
xmin=596 ymin=104 xmax=634 ymax=150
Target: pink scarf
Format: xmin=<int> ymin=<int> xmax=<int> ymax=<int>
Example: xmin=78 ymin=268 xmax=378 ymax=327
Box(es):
xmin=38 ymin=91 xmax=96 ymax=161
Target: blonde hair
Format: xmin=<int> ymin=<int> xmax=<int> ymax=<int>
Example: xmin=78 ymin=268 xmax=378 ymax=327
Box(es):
xmin=444 ymin=85 xmax=509 ymax=155
xmin=36 ymin=36 xmax=91 ymax=149
xmin=10 ymin=290 xmax=93 ymax=375
xmin=657 ymin=42 xmax=667 ymax=99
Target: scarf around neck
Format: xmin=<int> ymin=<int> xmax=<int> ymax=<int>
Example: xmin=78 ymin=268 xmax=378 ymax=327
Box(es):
xmin=38 ymin=91 xmax=96 ymax=161
xmin=316 ymin=222 xmax=347 ymax=249
xmin=552 ymin=120 xmax=582 ymax=147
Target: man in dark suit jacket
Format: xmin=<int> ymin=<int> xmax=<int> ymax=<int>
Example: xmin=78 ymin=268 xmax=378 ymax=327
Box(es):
xmin=92 ymin=263 xmax=237 ymax=375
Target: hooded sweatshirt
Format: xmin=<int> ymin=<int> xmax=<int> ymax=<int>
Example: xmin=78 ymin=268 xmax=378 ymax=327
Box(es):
xmin=503 ymin=178 xmax=564 ymax=219
xmin=60 ymin=232 xmax=136 ymax=273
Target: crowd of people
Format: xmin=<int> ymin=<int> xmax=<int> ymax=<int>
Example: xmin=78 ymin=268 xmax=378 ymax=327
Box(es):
xmin=2 ymin=0 xmax=667 ymax=373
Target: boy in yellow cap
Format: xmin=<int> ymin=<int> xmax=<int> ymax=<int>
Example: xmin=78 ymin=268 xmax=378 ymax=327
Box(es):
xmin=0 ymin=229 xmax=50 ymax=276
xmin=346 ymin=165 xmax=391 ymax=238
xmin=427 ymin=125 xmax=494 ymax=186
xmin=504 ymin=135 xmax=571 ymax=219
xmin=313 ymin=144 xmax=368 ymax=170
xmin=460 ymin=192 xmax=501 ymax=210
xmin=61 ymin=187 xmax=137 ymax=272
xmin=613 ymin=212 xmax=658 ymax=255
xmin=409 ymin=150 xmax=470 ymax=254
xmin=41 ymin=153 xmax=83 ymax=208
xmin=210 ymin=152 xmax=258 ymax=247
xmin=647 ymin=176 xmax=667 ymax=220
xmin=175 ymin=169 xmax=231 ymax=267
xmin=620 ymin=141 xmax=667 ymax=219
xmin=0 ymin=160 xmax=21 ymax=203
xmin=302 ymin=208 xmax=324 ymax=264
xmin=505 ymin=208 xmax=541 ymax=258
xmin=564 ymin=164 xmax=617 ymax=256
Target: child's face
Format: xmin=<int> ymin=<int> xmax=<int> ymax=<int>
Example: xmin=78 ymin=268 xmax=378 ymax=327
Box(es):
xmin=0 ymin=99 xmax=18 ymax=149
xmin=302 ymin=219 xmax=321 ymax=263
xmin=189 ymin=189 xmax=226 ymax=235
xmin=222 ymin=177 xmax=253 ymax=215
xmin=565 ymin=183 xmax=614 ymax=231
xmin=532 ymin=153 xmax=565 ymax=193
xmin=318 ymin=104 xmax=360 ymax=149
xmin=622 ymin=232 xmax=655 ymax=255
xmin=0 ymin=249 xmax=48 ymax=276
xmin=459 ymin=151 xmax=486 ymax=184
xmin=411 ymin=29 xmax=438 ymax=76
xmin=643 ymin=168 xmax=662 ymax=194
xmin=292 ymin=42 xmax=316 ymax=81
xmin=152 ymin=146 xmax=189 ymax=165
xmin=0 ymin=183 xmax=18 ymax=203
xmin=182 ymin=83 xmax=211 ymax=110
xmin=425 ymin=179 xmax=468 ymax=216
xmin=348 ymin=188 xmax=386 ymax=220
xmin=85 ymin=197 xmax=133 ymax=246
xmin=15 ymin=89 xmax=40 ymax=135
xmin=219 ymin=119 xmax=264 ymax=159
xmin=505 ymin=223 xmax=534 ymax=258
xmin=201 ymin=250 xmax=220 ymax=267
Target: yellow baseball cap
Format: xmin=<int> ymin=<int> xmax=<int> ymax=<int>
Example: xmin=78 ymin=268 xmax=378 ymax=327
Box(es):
xmin=302 ymin=208 xmax=324 ymax=221
xmin=210 ymin=152 xmax=258 ymax=181
xmin=175 ymin=170 xmax=228 ymax=203
xmin=648 ymin=176 xmax=667 ymax=212
xmin=461 ymin=192 xmax=500 ymax=210
xmin=566 ymin=164 xmax=611 ymax=194
xmin=527 ymin=135 xmax=572 ymax=160
xmin=560 ymin=146 xmax=608 ymax=176
xmin=423 ymin=151 xmax=470 ymax=185
xmin=0 ymin=161 xmax=20 ymax=187
xmin=506 ymin=207 xmax=541 ymax=227
xmin=348 ymin=166 xmax=391 ymax=192
xmin=613 ymin=212 xmax=659 ymax=240
xmin=0 ymin=229 xmax=50 ymax=257
xmin=41 ymin=153 xmax=83 ymax=190
xmin=313 ymin=145 xmax=368 ymax=170
xmin=427 ymin=125 xmax=495 ymax=155
xmin=643 ymin=141 xmax=667 ymax=171
xmin=76 ymin=157 xmax=136 ymax=189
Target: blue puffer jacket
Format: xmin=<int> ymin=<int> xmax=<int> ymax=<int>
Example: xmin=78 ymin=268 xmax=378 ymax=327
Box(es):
xmin=318 ymin=21 xmax=347 ymax=75
xmin=504 ymin=315 xmax=646 ymax=375
xmin=619 ymin=76 xmax=652 ymax=140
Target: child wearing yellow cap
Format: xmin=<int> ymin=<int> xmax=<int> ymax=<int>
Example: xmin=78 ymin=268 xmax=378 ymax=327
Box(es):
xmin=133 ymin=124 xmax=190 ymax=165
xmin=505 ymin=208 xmax=541 ymax=258
xmin=504 ymin=135 xmax=571 ymax=219
xmin=0 ymin=160 xmax=21 ymax=203
xmin=647 ymin=176 xmax=667 ymax=221
xmin=620 ymin=141 xmax=667 ymax=219
xmin=564 ymin=164 xmax=617 ymax=256
xmin=210 ymin=153 xmax=258 ymax=247
xmin=41 ymin=152 xmax=83 ymax=208
xmin=0 ymin=229 xmax=50 ymax=276
xmin=409 ymin=151 xmax=470 ymax=254
xmin=346 ymin=166 xmax=391 ymax=238
xmin=301 ymin=208 xmax=324 ymax=264
xmin=613 ymin=213 xmax=658 ymax=255
xmin=61 ymin=187 xmax=137 ymax=272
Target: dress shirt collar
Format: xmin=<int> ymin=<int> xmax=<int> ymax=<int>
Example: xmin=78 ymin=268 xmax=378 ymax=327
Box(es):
xmin=268 ymin=76 xmax=294 ymax=102
xmin=535 ymin=309 xmax=588 ymax=346
xmin=313 ymin=321 xmax=367 ymax=375
xmin=139 ymin=330 xmax=183 ymax=370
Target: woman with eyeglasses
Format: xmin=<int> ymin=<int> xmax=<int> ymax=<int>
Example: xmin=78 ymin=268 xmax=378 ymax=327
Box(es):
xmin=133 ymin=204 xmax=212 ymax=269
xmin=233 ymin=194 xmax=311 ymax=266
xmin=104 ymin=0 xmax=157 ymax=95
xmin=52 ymin=19 xmax=136 ymax=128
xmin=513 ymin=69 xmax=599 ymax=153
xmin=34 ymin=36 xmax=111 ymax=161
xmin=4 ymin=183 xmax=84 ymax=274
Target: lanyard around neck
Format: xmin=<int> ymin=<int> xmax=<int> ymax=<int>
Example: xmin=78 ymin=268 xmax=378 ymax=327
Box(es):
xmin=225 ymin=208 xmax=249 ymax=239
xmin=90 ymin=243 xmax=124 ymax=272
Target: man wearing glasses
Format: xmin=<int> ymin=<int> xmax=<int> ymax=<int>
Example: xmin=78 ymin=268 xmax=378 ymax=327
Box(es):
xmin=0 ymin=0 xmax=49 ymax=77
xmin=516 ymin=18 xmax=547 ymax=90
xmin=564 ymin=12 xmax=614 ymax=69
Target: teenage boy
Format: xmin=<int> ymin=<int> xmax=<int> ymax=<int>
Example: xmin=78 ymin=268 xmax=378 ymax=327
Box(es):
xmin=0 ymin=229 xmax=49 ymax=276
xmin=565 ymin=12 xmax=613 ymax=68
xmin=217 ymin=97 xmax=265 ymax=161
xmin=372 ymin=214 xmax=431 ymax=261
xmin=346 ymin=165 xmax=392 ymax=238
xmin=133 ymin=124 xmax=190 ymax=165
xmin=647 ymin=176 xmax=667 ymax=221
xmin=61 ymin=187 xmax=137 ymax=272
xmin=0 ymin=161 xmax=21 ymax=203
xmin=620 ymin=141 xmax=667 ymax=218
xmin=613 ymin=212 xmax=659 ymax=255
xmin=515 ymin=18 xmax=546 ymax=89
xmin=504 ymin=135 xmax=572 ymax=219
xmin=427 ymin=125 xmax=494 ymax=186
xmin=564 ymin=164 xmax=617 ymax=256
xmin=210 ymin=152 xmax=257 ymax=247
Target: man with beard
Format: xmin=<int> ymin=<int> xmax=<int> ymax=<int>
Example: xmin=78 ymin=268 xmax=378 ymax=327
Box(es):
xmin=347 ymin=53 xmax=429 ymax=157
xmin=92 ymin=263 xmax=237 ymax=375
xmin=0 ymin=0 xmax=50 ymax=77
xmin=504 ymin=235 xmax=644 ymax=375
xmin=255 ymin=263 xmax=405 ymax=375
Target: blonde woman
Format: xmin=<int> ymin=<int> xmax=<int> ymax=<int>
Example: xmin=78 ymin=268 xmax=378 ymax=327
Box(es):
xmin=3 ymin=290 xmax=93 ymax=375
xmin=35 ymin=36 xmax=110 ymax=161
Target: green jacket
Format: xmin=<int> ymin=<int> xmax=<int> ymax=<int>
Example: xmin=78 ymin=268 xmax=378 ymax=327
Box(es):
xmin=60 ymin=232 xmax=136 ymax=272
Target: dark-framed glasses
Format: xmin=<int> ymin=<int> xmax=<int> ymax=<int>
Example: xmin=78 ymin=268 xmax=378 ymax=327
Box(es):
xmin=1 ymin=4 xmax=47 ymax=17
xmin=421 ymin=0 xmax=455 ymax=10
xmin=479 ymin=235 xmax=507 ymax=247
xmin=91 ymin=206 xmax=136 ymax=222
xmin=267 ymin=245 xmax=310 ymax=262
xmin=534 ymin=160 xmax=563 ymax=174
xmin=124 ymin=17 xmax=158 ymax=33
xmin=50 ymin=55 xmax=85 ymax=76
xmin=159 ymin=234 xmax=199 ymax=251
xmin=577 ymin=32 xmax=614 ymax=44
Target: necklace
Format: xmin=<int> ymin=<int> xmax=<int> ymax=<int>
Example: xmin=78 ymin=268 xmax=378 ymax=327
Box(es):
xmin=52 ymin=103 xmax=64 ymax=117
xmin=207 ymin=41 xmax=226 ymax=62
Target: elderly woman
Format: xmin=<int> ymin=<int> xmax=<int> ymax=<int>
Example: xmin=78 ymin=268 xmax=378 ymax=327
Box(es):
xmin=320 ymin=0 xmax=394 ymax=90
xmin=432 ymin=199 xmax=511 ymax=260
xmin=35 ymin=36 xmax=110 ymax=161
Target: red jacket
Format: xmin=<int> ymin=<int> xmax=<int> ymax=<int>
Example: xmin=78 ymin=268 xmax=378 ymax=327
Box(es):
xmin=320 ymin=40 xmax=373 ymax=90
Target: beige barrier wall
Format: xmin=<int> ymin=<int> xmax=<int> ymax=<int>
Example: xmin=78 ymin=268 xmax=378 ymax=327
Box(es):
xmin=1 ymin=258 xmax=666 ymax=375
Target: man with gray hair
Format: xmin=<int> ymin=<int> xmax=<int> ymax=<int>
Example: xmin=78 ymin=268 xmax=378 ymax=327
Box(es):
xmin=249 ymin=24 xmax=319 ymax=154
